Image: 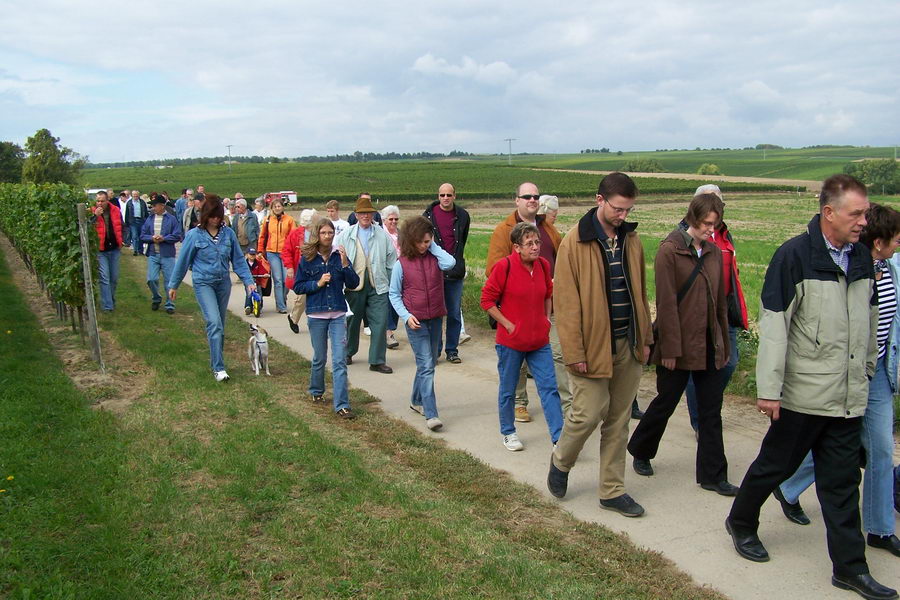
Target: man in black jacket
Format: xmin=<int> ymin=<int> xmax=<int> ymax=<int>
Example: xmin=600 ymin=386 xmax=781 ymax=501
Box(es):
xmin=423 ymin=183 xmax=470 ymax=363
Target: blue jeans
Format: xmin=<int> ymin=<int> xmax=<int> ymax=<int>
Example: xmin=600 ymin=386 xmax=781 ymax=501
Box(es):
xmin=685 ymin=325 xmax=739 ymax=430
xmin=193 ymin=278 xmax=231 ymax=373
xmin=129 ymin=220 xmax=145 ymax=254
xmin=781 ymin=355 xmax=896 ymax=536
xmin=387 ymin=304 xmax=399 ymax=332
xmin=147 ymin=254 xmax=175 ymax=310
xmin=307 ymin=316 xmax=349 ymax=412
xmin=440 ymin=278 xmax=464 ymax=356
xmin=266 ymin=252 xmax=287 ymax=312
xmin=496 ymin=343 xmax=564 ymax=443
xmin=406 ymin=317 xmax=442 ymax=419
xmin=97 ymin=248 xmax=120 ymax=311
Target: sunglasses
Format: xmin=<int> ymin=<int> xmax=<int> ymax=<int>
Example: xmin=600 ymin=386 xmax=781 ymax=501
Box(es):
xmin=518 ymin=194 xmax=540 ymax=200
xmin=439 ymin=193 xmax=454 ymax=198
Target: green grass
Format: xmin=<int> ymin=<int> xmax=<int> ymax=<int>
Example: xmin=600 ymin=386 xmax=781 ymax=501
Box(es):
xmin=81 ymin=160 xmax=800 ymax=203
xmin=0 ymin=245 xmax=723 ymax=599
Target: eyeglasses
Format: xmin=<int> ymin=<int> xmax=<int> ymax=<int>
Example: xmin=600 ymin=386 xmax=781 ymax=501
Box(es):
xmin=515 ymin=240 xmax=542 ymax=248
xmin=439 ymin=193 xmax=454 ymax=198
xmin=518 ymin=194 xmax=540 ymax=200
xmin=605 ymin=201 xmax=634 ymax=215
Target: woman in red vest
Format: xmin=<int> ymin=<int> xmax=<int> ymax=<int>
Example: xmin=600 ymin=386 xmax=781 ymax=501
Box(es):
xmin=388 ymin=216 xmax=456 ymax=432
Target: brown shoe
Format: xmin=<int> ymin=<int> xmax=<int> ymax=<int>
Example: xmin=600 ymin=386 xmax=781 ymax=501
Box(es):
xmin=369 ymin=364 xmax=393 ymax=374
xmin=336 ymin=408 xmax=356 ymax=420
xmin=514 ymin=406 xmax=532 ymax=423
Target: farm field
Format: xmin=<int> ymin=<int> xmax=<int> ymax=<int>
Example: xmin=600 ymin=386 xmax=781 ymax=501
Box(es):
xmin=480 ymin=146 xmax=898 ymax=181
xmin=81 ymin=160 xmax=798 ymax=203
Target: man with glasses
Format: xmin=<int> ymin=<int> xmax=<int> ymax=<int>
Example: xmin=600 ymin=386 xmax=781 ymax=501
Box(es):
xmin=423 ymin=183 xmax=470 ymax=364
xmin=487 ymin=182 xmax=563 ymax=422
xmin=547 ymin=172 xmax=653 ymax=518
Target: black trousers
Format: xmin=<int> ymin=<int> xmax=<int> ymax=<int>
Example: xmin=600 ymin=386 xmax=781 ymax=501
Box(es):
xmin=728 ymin=408 xmax=867 ymax=577
xmin=627 ymin=365 xmax=728 ymax=485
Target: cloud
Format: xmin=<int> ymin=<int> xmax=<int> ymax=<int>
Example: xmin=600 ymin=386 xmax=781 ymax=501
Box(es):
xmin=412 ymin=54 xmax=517 ymax=86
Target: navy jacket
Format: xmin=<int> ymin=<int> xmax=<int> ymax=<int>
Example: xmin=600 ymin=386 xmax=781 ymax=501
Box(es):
xmin=140 ymin=212 xmax=183 ymax=257
xmin=293 ymin=250 xmax=360 ymax=314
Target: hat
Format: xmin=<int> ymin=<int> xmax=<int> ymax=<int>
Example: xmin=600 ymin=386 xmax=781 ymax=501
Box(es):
xmin=354 ymin=196 xmax=377 ymax=213
xmin=150 ymin=196 xmax=166 ymax=206
xmin=140 ymin=194 xmax=151 ymax=202
xmin=247 ymin=248 xmax=257 ymax=255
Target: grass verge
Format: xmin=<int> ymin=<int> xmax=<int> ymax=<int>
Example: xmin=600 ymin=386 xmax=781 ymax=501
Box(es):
xmin=0 ymin=244 xmax=725 ymax=599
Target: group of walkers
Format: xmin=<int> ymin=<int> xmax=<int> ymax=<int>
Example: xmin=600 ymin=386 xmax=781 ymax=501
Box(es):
xmin=90 ymin=172 xmax=900 ymax=600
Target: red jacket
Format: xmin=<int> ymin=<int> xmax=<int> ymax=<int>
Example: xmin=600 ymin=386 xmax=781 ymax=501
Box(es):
xmin=281 ymin=226 xmax=306 ymax=289
xmin=712 ymin=222 xmax=749 ymax=329
xmin=94 ymin=204 xmax=123 ymax=251
xmin=480 ymin=253 xmax=552 ymax=352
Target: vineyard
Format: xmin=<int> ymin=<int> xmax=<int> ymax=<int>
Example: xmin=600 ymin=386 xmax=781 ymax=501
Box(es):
xmin=81 ymin=160 xmax=800 ymax=203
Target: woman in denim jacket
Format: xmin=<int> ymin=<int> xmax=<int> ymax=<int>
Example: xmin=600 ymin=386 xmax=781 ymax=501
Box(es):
xmin=293 ymin=218 xmax=360 ymax=419
xmin=169 ymin=195 xmax=256 ymax=382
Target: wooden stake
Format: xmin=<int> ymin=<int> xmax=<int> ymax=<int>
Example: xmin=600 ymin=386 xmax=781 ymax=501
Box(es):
xmin=77 ymin=203 xmax=104 ymax=372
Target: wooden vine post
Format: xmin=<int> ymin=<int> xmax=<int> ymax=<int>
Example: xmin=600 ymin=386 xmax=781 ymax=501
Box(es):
xmin=76 ymin=203 xmax=105 ymax=372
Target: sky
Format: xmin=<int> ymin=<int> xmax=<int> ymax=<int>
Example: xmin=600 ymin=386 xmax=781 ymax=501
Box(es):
xmin=1 ymin=0 xmax=899 ymax=163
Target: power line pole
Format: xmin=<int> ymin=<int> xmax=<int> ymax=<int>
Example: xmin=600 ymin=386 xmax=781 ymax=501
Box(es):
xmin=226 ymin=144 xmax=233 ymax=174
xmin=504 ymin=138 xmax=516 ymax=166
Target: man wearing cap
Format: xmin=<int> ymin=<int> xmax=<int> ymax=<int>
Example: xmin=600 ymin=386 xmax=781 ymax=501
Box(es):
xmin=140 ymin=195 xmax=183 ymax=313
xmin=125 ymin=190 xmax=149 ymax=255
xmin=335 ymin=193 xmax=398 ymax=373
xmin=423 ymin=183 xmax=470 ymax=364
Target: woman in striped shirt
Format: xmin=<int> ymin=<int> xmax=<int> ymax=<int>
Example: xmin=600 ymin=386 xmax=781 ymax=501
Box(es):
xmin=775 ymin=203 xmax=900 ymax=557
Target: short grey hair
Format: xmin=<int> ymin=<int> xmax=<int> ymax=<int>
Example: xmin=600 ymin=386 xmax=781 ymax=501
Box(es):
xmin=299 ymin=208 xmax=318 ymax=228
xmin=381 ymin=205 xmax=400 ymax=219
xmin=694 ymin=184 xmax=723 ymax=200
xmin=235 ymin=198 xmax=247 ymax=209
xmin=537 ymin=194 xmax=559 ymax=214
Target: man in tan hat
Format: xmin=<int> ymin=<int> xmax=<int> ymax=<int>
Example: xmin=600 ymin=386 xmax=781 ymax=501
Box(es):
xmin=334 ymin=193 xmax=398 ymax=373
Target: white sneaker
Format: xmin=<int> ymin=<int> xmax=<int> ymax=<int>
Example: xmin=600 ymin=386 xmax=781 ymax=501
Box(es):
xmin=458 ymin=332 xmax=471 ymax=345
xmin=409 ymin=404 xmax=424 ymax=416
xmin=426 ymin=417 xmax=443 ymax=431
xmin=503 ymin=433 xmax=524 ymax=451
xmin=364 ymin=327 xmax=371 ymax=336
xmin=214 ymin=370 xmax=230 ymax=382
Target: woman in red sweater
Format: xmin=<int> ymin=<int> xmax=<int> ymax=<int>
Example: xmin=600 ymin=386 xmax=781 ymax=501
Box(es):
xmin=481 ymin=222 xmax=564 ymax=452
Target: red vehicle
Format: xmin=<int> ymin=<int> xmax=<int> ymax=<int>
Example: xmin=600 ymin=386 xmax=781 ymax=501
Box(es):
xmin=262 ymin=191 xmax=298 ymax=206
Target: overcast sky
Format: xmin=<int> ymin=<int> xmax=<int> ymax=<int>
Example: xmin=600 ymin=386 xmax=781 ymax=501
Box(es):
xmin=2 ymin=1 xmax=898 ymax=163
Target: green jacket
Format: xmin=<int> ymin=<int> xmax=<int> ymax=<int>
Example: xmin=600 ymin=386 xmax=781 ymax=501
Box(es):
xmin=756 ymin=215 xmax=877 ymax=417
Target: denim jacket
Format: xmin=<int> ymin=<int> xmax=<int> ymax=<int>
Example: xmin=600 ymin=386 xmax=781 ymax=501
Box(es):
xmin=885 ymin=255 xmax=900 ymax=393
xmin=169 ymin=226 xmax=253 ymax=289
xmin=293 ymin=250 xmax=360 ymax=314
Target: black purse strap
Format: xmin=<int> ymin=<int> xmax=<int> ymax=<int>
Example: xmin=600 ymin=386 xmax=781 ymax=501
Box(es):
xmin=676 ymin=250 xmax=708 ymax=305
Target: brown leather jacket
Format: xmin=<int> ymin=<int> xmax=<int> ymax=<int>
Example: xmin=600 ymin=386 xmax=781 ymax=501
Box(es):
xmin=652 ymin=228 xmax=730 ymax=371
xmin=485 ymin=211 xmax=561 ymax=276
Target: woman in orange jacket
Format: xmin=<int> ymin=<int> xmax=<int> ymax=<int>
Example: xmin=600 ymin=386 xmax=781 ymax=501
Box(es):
xmin=257 ymin=199 xmax=295 ymax=313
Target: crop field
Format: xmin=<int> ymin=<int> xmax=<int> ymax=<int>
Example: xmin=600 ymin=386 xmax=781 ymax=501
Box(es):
xmin=485 ymin=146 xmax=898 ymax=181
xmin=81 ymin=160 xmax=798 ymax=203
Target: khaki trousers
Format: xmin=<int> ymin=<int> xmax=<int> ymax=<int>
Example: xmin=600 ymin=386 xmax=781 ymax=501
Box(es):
xmin=289 ymin=292 xmax=306 ymax=325
xmin=552 ymin=337 xmax=642 ymax=500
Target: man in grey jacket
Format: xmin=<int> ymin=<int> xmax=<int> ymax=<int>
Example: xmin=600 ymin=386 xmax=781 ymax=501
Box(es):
xmin=726 ymin=174 xmax=897 ymax=600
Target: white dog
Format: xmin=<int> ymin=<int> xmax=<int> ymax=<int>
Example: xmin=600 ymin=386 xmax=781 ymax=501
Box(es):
xmin=248 ymin=324 xmax=271 ymax=376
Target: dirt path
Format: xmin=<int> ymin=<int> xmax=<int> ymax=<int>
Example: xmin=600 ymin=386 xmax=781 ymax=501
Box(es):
xmin=218 ymin=284 xmax=898 ymax=600
xmin=531 ymin=168 xmax=822 ymax=192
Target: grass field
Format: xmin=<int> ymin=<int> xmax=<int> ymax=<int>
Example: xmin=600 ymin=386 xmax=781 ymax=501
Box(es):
xmin=0 ymin=240 xmax=724 ymax=599
xmin=81 ymin=160 xmax=800 ymax=203
xmin=484 ymin=146 xmax=899 ymax=181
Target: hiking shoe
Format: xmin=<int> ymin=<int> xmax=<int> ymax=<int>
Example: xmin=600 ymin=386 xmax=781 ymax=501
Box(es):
xmin=151 ymin=301 xmax=161 ymax=311
xmin=409 ymin=404 xmax=424 ymax=416
xmin=312 ymin=394 xmax=325 ymax=404
xmin=245 ymin=306 xmax=253 ymax=315
xmin=446 ymin=352 xmax=461 ymax=364
xmin=503 ymin=433 xmax=524 ymax=451
xmin=632 ymin=458 xmax=654 ymax=476
xmin=387 ymin=334 xmax=399 ymax=349
xmin=600 ymin=494 xmax=644 ymax=517
xmin=458 ymin=332 xmax=471 ymax=345
xmin=288 ymin=314 xmax=300 ymax=334
xmin=547 ymin=459 xmax=569 ymax=498
xmin=214 ymin=370 xmax=230 ymax=382
xmin=336 ymin=408 xmax=356 ymax=420
xmin=426 ymin=417 xmax=443 ymax=431
xmin=514 ymin=406 xmax=532 ymax=423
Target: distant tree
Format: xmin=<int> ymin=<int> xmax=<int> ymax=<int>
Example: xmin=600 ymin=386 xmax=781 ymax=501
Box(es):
xmin=844 ymin=159 xmax=899 ymax=194
xmin=0 ymin=141 xmax=25 ymax=183
xmin=616 ymin=150 xmax=623 ymax=156
xmin=697 ymin=163 xmax=722 ymax=175
xmin=755 ymin=143 xmax=784 ymax=150
xmin=21 ymin=129 xmax=84 ymax=184
xmin=622 ymin=158 xmax=664 ymax=173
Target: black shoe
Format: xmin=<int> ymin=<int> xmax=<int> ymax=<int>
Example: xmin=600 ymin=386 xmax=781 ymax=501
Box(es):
xmin=773 ymin=486 xmax=811 ymax=525
xmin=599 ymin=493 xmax=644 ymax=517
xmin=346 ymin=355 xmax=353 ymax=365
xmin=725 ymin=517 xmax=770 ymax=562
xmin=369 ymin=364 xmax=393 ymax=374
xmin=287 ymin=314 xmax=299 ymax=334
xmin=632 ymin=458 xmax=653 ymax=477
xmin=547 ymin=459 xmax=568 ymax=498
xmin=446 ymin=352 xmax=461 ymax=364
xmin=832 ymin=573 xmax=898 ymax=600
xmin=151 ymin=301 xmax=160 ymax=311
xmin=336 ymin=408 xmax=356 ymax=420
xmin=312 ymin=394 xmax=324 ymax=403
xmin=700 ymin=481 xmax=740 ymax=496
xmin=867 ymin=533 xmax=900 ymax=558
xmin=631 ymin=399 xmax=644 ymax=419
